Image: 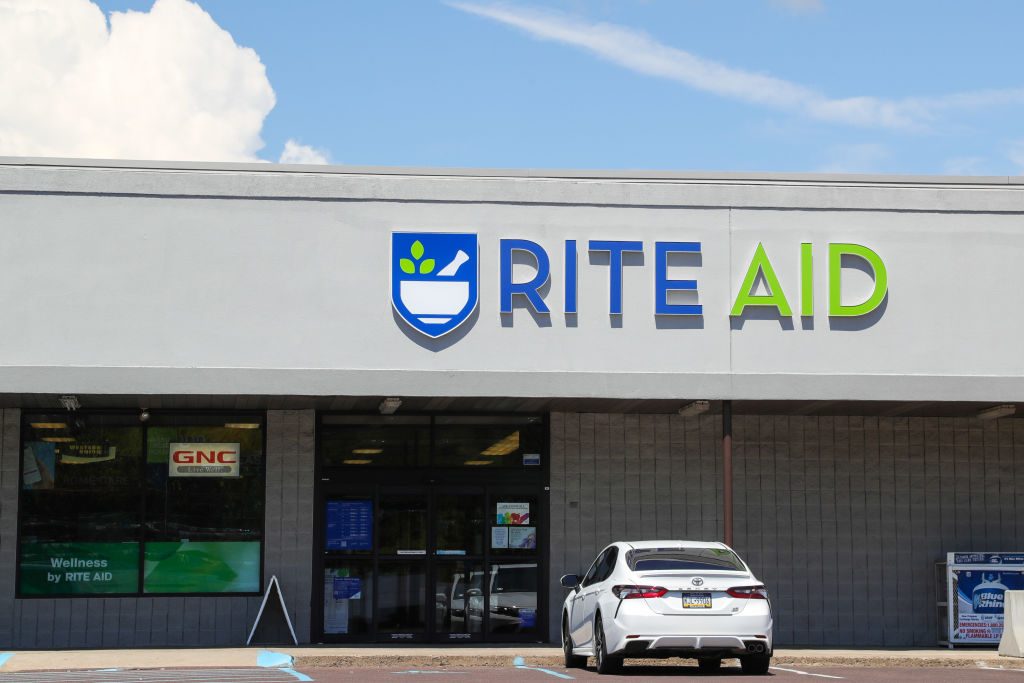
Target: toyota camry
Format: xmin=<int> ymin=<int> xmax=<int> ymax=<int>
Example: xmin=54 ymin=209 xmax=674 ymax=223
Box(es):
xmin=560 ymin=540 xmax=773 ymax=675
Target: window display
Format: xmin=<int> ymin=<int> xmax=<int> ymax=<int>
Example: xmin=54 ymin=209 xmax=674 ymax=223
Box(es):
xmin=18 ymin=412 xmax=265 ymax=597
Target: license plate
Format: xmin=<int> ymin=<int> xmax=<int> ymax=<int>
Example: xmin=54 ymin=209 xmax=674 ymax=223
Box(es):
xmin=682 ymin=592 xmax=712 ymax=608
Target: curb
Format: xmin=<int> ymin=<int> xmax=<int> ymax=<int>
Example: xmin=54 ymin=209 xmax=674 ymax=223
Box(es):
xmin=291 ymin=653 xmax=1024 ymax=670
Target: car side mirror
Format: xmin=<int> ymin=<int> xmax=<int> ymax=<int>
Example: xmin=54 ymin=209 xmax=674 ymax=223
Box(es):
xmin=560 ymin=574 xmax=580 ymax=590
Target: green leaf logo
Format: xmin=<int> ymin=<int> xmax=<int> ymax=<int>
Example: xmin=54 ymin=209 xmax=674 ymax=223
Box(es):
xmin=400 ymin=258 xmax=415 ymax=274
xmin=411 ymin=240 xmax=425 ymax=260
xmin=419 ymin=258 xmax=435 ymax=274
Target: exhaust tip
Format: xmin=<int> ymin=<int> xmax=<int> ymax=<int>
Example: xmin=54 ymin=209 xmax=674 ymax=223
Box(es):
xmin=745 ymin=642 xmax=766 ymax=654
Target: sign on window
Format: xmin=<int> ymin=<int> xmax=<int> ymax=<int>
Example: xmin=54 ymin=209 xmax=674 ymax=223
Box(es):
xmin=168 ymin=442 xmax=241 ymax=477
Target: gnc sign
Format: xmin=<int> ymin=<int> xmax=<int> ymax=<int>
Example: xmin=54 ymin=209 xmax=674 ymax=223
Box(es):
xmin=168 ymin=442 xmax=241 ymax=478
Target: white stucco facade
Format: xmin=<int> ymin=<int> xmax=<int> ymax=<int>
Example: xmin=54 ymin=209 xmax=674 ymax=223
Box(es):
xmin=0 ymin=158 xmax=1021 ymax=402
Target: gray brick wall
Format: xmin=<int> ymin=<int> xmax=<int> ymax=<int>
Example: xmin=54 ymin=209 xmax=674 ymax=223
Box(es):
xmin=548 ymin=412 xmax=1024 ymax=647
xmin=548 ymin=413 xmax=722 ymax=643
xmin=0 ymin=408 xmax=316 ymax=648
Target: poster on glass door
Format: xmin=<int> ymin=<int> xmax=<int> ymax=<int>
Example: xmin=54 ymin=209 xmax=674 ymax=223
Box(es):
xmin=496 ymin=502 xmax=530 ymax=525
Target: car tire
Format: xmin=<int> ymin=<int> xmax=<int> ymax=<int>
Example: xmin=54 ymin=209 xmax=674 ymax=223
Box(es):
xmin=697 ymin=657 xmax=721 ymax=672
xmin=562 ymin=617 xmax=587 ymax=669
xmin=594 ymin=614 xmax=623 ymax=675
xmin=739 ymin=654 xmax=771 ymax=675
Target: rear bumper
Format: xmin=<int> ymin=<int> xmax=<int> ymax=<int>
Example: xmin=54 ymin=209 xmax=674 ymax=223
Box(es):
xmin=603 ymin=600 xmax=773 ymax=657
xmin=617 ymin=634 xmax=772 ymax=658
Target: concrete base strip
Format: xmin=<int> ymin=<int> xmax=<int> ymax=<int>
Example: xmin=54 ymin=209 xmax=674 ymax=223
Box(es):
xmin=1 ymin=647 xmax=1023 ymax=672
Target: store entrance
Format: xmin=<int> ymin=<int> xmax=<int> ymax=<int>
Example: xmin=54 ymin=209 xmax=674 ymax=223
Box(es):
xmin=313 ymin=414 xmax=547 ymax=644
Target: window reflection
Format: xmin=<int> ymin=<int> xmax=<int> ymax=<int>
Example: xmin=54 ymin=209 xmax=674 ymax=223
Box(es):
xmin=488 ymin=563 xmax=539 ymax=635
xmin=435 ymin=560 xmax=484 ymax=638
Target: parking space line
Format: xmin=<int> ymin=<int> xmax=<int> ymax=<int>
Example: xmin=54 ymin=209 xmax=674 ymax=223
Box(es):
xmin=511 ymin=656 xmax=574 ymax=679
xmin=977 ymin=663 xmax=1024 ymax=674
xmin=771 ymin=666 xmax=844 ymax=679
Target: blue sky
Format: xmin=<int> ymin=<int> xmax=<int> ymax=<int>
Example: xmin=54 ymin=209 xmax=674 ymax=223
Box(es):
xmin=49 ymin=1 xmax=1024 ymax=173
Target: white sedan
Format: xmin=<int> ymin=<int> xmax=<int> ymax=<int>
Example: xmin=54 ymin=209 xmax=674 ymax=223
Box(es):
xmin=560 ymin=540 xmax=773 ymax=675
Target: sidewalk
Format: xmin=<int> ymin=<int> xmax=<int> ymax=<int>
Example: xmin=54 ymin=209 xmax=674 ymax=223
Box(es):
xmin=0 ymin=646 xmax=1023 ymax=672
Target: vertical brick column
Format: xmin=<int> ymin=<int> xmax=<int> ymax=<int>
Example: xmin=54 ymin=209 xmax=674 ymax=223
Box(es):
xmin=264 ymin=409 xmax=316 ymax=643
xmin=0 ymin=409 xmax=20 ymax=647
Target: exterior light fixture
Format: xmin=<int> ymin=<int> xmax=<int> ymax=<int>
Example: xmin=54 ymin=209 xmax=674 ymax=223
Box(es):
xmin=352 ymin=448 xmax=383 ymax=455
xmin=224 ymin=423 xmax=261 ymax=429
xmin=464 ymin=460 xmax=492 ymax=466
xmin=379 ymin=397 xmax=402 ymax=415
xmin=978 ymin=404 xmax=1016 ymax=420
xmin=678 ymin=400 xmax=711 ymax=417
xmin=58 ymin=395 xmax=81 ymax=411
xmin=30 ymin=422 xmax=67 ymax=429
xmin=342 ymin=459 xmax=372 ymax=465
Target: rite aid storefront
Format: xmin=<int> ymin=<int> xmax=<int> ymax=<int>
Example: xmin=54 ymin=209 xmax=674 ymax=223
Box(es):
xmin=1 ymin=159 xmax=1023 ymax=649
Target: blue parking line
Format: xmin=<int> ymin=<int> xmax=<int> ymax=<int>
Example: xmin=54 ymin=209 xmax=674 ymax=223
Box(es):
xmin=512 ymin=655 xmax=574 ymax=680
xmin=257 ymin=650 xmax=295 ymax=668
xmin=0 ymin=653 xmax=13 ymax=669
xmin=281 ymin=667 xmax=314 ymax=681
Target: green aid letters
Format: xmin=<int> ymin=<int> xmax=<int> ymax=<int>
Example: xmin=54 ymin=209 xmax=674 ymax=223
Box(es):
xmin=731 ymin=242 xmax=887 ymax=320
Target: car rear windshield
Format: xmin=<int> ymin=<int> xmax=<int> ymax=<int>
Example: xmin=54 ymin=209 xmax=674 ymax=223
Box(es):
xmin=627 ymin=548 xmax=746 ymax=572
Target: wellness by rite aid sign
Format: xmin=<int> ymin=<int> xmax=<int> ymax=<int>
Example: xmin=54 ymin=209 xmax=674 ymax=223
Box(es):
xmin=390 ymin=231 xmax=888 ymax=339
xmin=168 ymin=443 xmax=241 ymax=478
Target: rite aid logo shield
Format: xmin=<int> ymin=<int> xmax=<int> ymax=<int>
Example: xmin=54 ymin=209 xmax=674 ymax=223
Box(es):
xmin=391 ymin=232 xmax=478 ymax=338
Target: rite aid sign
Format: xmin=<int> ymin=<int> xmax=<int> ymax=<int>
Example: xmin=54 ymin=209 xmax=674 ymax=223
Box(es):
xmin=168 ymin=443 xmax=241 ymax=478
xmin=391 ymin=232 xmax=888 ymax=339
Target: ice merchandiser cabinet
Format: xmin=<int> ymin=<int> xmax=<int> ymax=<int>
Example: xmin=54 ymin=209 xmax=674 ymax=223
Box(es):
xmin=942 ymin=552 xmax=1024 ymax=646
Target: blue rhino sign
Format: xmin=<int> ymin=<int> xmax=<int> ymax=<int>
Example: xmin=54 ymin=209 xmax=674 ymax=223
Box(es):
xmin=391 ymin=232 xmax=478 ymax=338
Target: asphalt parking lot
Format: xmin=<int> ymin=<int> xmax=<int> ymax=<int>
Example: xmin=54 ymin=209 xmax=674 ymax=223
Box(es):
xmin=298 ymin=664 xmax=1024 ymax=681
xmin=4 ymin=663 xmax=1022 ymax=683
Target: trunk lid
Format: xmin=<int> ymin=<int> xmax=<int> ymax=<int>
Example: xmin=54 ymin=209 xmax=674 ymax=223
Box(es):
xmin=637 ymin=570 xmax=754 ymax=616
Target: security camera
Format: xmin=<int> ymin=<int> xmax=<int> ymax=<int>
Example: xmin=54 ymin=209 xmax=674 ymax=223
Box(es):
xmin=139 ymin=409 xmax=150 ymax=422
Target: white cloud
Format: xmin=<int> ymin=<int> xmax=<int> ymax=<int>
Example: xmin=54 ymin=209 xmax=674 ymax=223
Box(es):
xmin=0 ymin=0 xmax=279 ymax=162
xmin=449 ymin=2 xmax=1024 ymax=131
xmin=279 ymin=139 xmax=331 ymax=165
xmin=771 ymin=0 xmax=824 ymax=14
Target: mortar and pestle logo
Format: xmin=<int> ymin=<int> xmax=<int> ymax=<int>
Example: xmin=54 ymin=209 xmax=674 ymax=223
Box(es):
xmin=391 ymin=232 xmax=479 ymax=338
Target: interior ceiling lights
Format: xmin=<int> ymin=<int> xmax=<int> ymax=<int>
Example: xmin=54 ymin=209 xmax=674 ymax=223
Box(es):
xmin=480 ymin=431 xmax=520 ymax=456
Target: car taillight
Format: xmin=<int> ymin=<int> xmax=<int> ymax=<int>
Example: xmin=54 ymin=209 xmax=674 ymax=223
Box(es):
xmin=727 ymin=585 xmax=769 ymax=600
xmin=612 ymin=585 xmax=668 ymax=599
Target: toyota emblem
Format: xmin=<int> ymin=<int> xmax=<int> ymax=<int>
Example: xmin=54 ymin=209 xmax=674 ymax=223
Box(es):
xmin=692 ymin=577 xmax=704 ymax=586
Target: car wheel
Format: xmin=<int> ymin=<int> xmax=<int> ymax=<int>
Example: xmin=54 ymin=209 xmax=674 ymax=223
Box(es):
xmin=594 ymin=614 xmax=623 ymax=675
xmin=562 ymin=617 xmax=587 ymax=669
xmin=697 ymin=657 xmax=721 ymax=672
xmin=739 ymin=654 xmax=771 ymax=675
